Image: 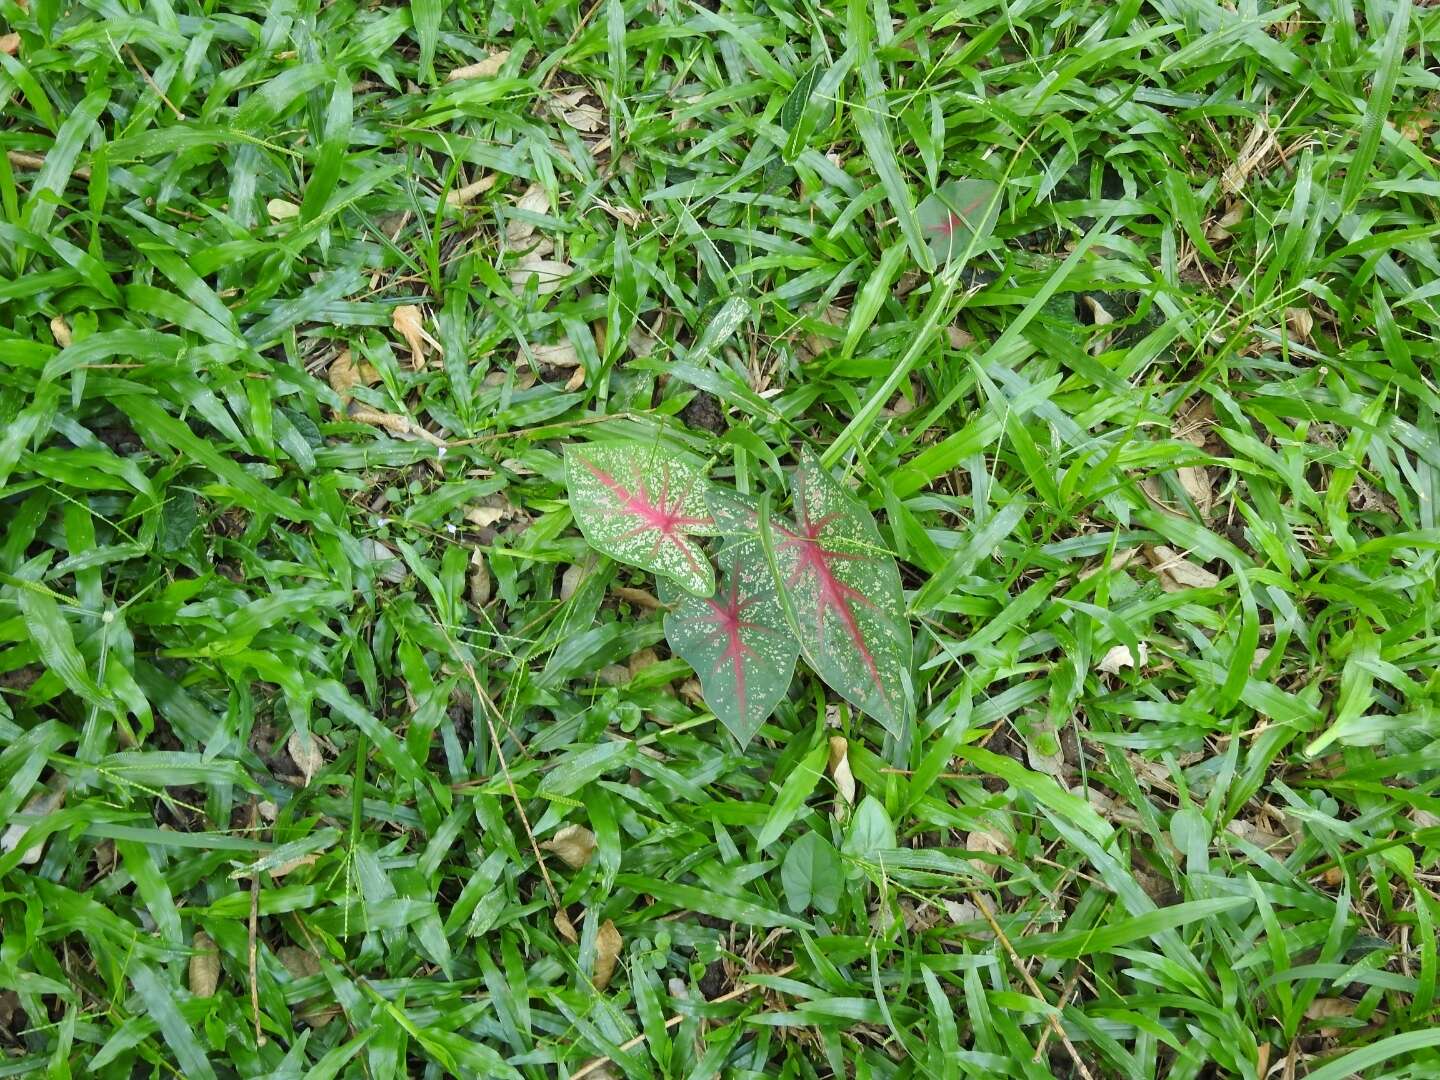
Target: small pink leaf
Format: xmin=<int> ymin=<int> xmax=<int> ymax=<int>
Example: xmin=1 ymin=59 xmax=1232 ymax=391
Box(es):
xmin=664 ymin=546 xmax=798 ymax=747
xmin=565 ymin=443 xmax=716 ymax=595
xmin=916 ymin=179 xmax=1001 ymax=264
xmin=773 ymin=450 xmax=912 ymax=736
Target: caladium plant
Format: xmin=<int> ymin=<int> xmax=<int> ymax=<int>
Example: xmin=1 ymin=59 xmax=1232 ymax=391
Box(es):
xmin=564 ymin=442 xmax=717 ymax=596
xmin=766 ymin=450 xmax=912 ymax=737
xmin=564 ymin=441 xmax=912 ymax=744
xmin=916 ymin=178 xmax=1001 ymax=265
xmin=662 ymin=546 xmax=798 ymax=747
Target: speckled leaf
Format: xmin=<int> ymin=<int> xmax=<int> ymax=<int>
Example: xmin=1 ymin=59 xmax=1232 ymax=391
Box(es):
xmin=771 ymin=450 xmax=911 ymax=736
xmin=565 ymin=443 xmax=716 ymax=596
xmin=917 ymin=179 xmax=1001 ymax=264
xmin=704 ymin=486 xmax=764 ymax=538
xmin=664 ymin=545 xmax=798 ymax=747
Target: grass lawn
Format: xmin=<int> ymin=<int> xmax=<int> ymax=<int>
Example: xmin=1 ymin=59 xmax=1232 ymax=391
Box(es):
xmin=4 ymin=0 xmax=1440 ymax=1075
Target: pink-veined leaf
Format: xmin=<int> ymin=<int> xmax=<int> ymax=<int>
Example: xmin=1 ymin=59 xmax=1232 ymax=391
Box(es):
xmin=565 ymin=442 xmax=717 ymax=595
xmin=768 ymin=450 xmax=912 ymax=737
xmin=705 ymin=486 xmax=765 ymax=538
xmin=916 ymin=179 xmax=1001 ymax=265
xmin=663 ymin=545 xmax=798 ymax=747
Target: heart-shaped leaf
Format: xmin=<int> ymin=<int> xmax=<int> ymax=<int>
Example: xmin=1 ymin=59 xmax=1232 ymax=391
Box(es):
xmin=768 ymin=450 xmax=912 ymax=737
xmin=663 ymin=544 xmax=798 ymax=747
xmin=782 ymin=830 xmax=842 ymax=914
xmin=916 ymin=179 xmax=1001 ymax=264
xmin=565 ymin=442 xmax=716 ymax=595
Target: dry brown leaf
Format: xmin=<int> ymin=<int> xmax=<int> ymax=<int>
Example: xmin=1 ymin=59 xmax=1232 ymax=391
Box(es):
xmin=884 ymin=387 xmax=917 ymax=417
xmin=1135 ymin=867 xmax=1178 ymax=906
xmin=1207 ymin=201 xmax=1244 ymax=242
xmin=1146 ymin=544 xmax=1220 ymax=590
xmin=361 ymin=538 xmax=407 ymax=584
xmin=482 ymin=368 xmax=537 ymax=389
xmin=277 ymin=944 xmax=340 ymax=1026
xmin=1176 ymin=465 xmax=1213 ymax=514
xmin=1286 ymin=306 xmax=1314 ymax=342
xmin=392 ymin=304 xmax=441 ymax=368
xmin=552 ymin=94 xmax=605 ymax=133
xmin=267 ymin=198 xmax=300 ymax=223
xmin=942 ymin=898 xmax=980 ymax=924
xmin=1137 ymin=474 xmax=1189 ymax=518
xmin=613 ymin=585 xmax=661 ymax=610
xmin=465 ymin=505 xmax=508 ymax=529
xmin=49 ymin=316 xmax=72 ymax=349
xmin=446 ymin=49 xmax=510 ymax=81
xmin=799 ymin=303 xmax=847 ymax=361
xmin=506 ymin=183 xmax=551 ymax=245
xmin=1 ymin=780 xmax=68 ymax=865
xmin=1083 ymin=295 xmax=1116 ymax=326
xmin=510 ymin=255 xmax=573 ymax=296
xmin=300 ymin=1000 xmax=341 ymax=1029
xmin=270 ymin=852 xmax=319 ymax=878
xmin=278 ymin=946 xmax=320 ymax=980
xmin=564 ymin=366 xmax=585 ymax=391
xmin=1402 ymin=112 xmax=1434 ymax=142
xmin=894 ymin=268 xmax=923 ymax=296
xmin=629 ymin=323 xmax=662 ymax=359
xmin=189 ymin=932 xmax=220 ymax=997
xmin=1079 ymin=546 xmax=1141 ymax=581
xmin=598 ymin=664 xmax=629 ymax=687
xmin=0 ymin=33 xmax=19 ymax=56
xmin=899 ymin=898 xmax=946 ymax=933
xmin=468 ymin=550 xmax=492 ymax=606
xmin=592 ymin=196 xmax=642 ymax=227
xmin=827 ymin=735 xmax=856 ymax=807
xmin=327 ymin=349 xmax=380 ymax=403
xmin=1097 ymin=642 xmax=1148 ymax=675
xmin=1221 ymin=116 xmax=1278 ymax=195
xmin=1175 ymin=398 xmax=1213 ymax=447
xmin=554 ymin=909 xmax=579 ymax=943
xmin=446 ymin=173 xmax=497 ymax=207
xmin=348 ymin=404 xmax=447 ymax=448
xmin=1085 ymin=787 xmax=1144 ymax=827
xmin=523 ymin=340 xmax=580 ymax=368
xmin=287 ymin=729 xmax=325 ymax=786
xmin=966 ymin=827 xmax=1011 ymax=876
xmin=941 ymin=898 xmax=994 ymax=938
xmin=946 ymin=325 xmax=976 ymax=349
xmin=593 ymin=919 xmax=622 ymax=990
xmin=678 ymin=678 xmax=705 ymax=706
xmin=1305 ymin=997 xmax=1355 ymax=1037
xmin=1225 ymin=816 xmax=1296 ymax=856
xmin=542 ymin=824 xmax=596 ymax=869
xmin=560 ymin=563 xmax=588 ymax=602
xmin=1172 ymin=411 xmax=1213 ymax=495
xmin=1412 ymin=808 xmax=1440 ymax=829
xmin=628 ymin=648 xmax=661 ymax=678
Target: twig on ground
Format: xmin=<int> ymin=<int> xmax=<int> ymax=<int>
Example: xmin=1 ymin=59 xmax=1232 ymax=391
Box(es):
xmin=971 ymin=889 xmax=1096 ymax=1080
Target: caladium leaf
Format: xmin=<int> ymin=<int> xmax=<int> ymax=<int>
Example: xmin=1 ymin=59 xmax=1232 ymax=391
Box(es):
xmin=704 ymin=486 xmax=764 ymax=538
xmin=916 ymin=179 xmax=1001 ymax=265
xmin=767 ymin=450 xmax=912 ymax=737
xmin=565 ymin=442 xmax=717 ymax=595
xmin=663 ymin=545 xmax=798 ymax=748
